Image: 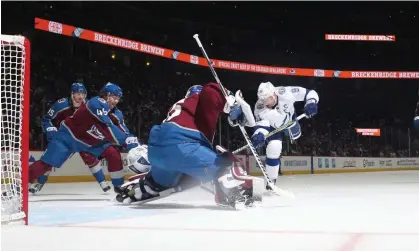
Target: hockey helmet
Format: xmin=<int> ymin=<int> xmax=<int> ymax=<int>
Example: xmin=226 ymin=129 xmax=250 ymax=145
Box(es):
xmin=185 ymin=85 xmax=203 ymax=98
xmin=100 ymin=82 xmax=123 ymax=98
xmin=127 ymin=145 xmax=151 ymax=174
xmin=71 ymin=82 xmax=87 ymax=94
xmin=257 ymin=82 xmax=276 ymax=101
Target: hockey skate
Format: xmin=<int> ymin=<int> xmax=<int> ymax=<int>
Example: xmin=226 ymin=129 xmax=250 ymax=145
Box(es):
xmin=99 ymin=181 xmax=111 ymax=192
xmin=264 ymin=179 xmax=277 ymax=196
xmin=29 ymin=183 xmax=44 ymax=195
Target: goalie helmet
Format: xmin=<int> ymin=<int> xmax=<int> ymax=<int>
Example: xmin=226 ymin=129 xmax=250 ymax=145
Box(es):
xmin=185 ymin=85 xmax=203 ymax=98
xmin=257 ymin=82 xmax=275 ymax=101
xmin=127 ymin=145 xmax=151 ymax=174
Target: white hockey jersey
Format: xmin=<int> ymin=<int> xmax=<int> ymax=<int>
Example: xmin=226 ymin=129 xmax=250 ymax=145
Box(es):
xmin=254 ymin=86 xmax=319 ymax=132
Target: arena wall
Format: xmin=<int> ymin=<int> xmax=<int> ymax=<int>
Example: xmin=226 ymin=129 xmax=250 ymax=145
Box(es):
xmin=10 ymin=152 xmax=418 ymax=183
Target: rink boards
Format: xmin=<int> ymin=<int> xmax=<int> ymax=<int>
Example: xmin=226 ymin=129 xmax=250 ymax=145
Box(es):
xmin=2 ymin=151 xmax=418 ymax=183
xmin=244 ymin=155 xmax=419 ymax=175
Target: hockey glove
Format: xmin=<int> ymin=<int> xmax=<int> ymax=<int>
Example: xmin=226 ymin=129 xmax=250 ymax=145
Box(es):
xmin=125 ymin=136 xmax=139 ymax=151
xmin=251 ymin=132 xmax=265 ymax=149
xmin=229 ymin=104 xmax=243 ymax=121
xmin=304 ymin=99 xmax=318 ymax=118
xmin=223 ymin=94 xmax=236 ymax=113
xmin=45 ymin=127 xmax=57 ymax=141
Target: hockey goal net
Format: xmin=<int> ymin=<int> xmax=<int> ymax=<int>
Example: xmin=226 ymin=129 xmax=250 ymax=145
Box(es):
xmin=1 ymin=35 xmax=30 ymax=225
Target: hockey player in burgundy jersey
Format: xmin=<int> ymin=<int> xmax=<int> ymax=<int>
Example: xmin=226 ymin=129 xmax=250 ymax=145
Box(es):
xmin=116 ymin=83 xmax=264 ymax=209
xmin=28 ymin=82 xmax=139 ymax=191
xmin=30 ymin=83 xmax=111 ymax=194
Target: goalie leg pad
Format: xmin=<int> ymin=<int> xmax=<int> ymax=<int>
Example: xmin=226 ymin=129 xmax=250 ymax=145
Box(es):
xmin=115 ymin=173 xmax=179 ymax=204
xmin=249 ymin=177 xmax=264 ymax=202
xmin=215 ymin=160 xmax=263 ymax=209
xmin=231 ymin=165 xmax=264 ymax=202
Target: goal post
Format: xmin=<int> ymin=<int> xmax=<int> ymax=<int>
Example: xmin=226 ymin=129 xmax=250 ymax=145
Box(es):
xmin=1 ymin=35 xmax=31 ymax=225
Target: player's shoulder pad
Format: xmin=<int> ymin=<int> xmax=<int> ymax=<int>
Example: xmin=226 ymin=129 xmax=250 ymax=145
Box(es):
xmin=88 ymin=96 xmax=110 ymax=110
xmin=51 ymin=97 xmax=71 ymax=110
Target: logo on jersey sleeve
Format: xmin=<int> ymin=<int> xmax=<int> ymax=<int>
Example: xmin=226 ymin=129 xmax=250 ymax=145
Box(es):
xmin=58 ymin=98 xmax=66 ymax=103
xmin=277 ymin=87 xmax=286 ymax=95
xmin=87 ymin=125 xmax=105 ymax=140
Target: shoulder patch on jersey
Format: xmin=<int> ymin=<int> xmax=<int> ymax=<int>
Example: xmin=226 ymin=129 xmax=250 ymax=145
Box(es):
xmin=278 ymin=86 xmax=286 ymax=95
xmin=291 ymin=88 xmax=299 ymax=93
xmin=58 ymin=98 xmax=67 ymax=103
xmin=98 ymin=98 xmax=106 ymax=104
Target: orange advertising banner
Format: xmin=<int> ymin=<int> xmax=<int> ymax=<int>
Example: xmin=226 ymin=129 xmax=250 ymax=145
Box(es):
xmin=355 ymin=128 xmax=381 ymax=136
xmin=325 ymin=34 xmax=396 ymax=42
xmin=34 ymin=18 xmax=418 ymax=79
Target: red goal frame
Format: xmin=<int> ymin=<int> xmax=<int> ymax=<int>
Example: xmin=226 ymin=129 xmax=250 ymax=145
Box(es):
xmin=1 ymin=35 xmax=30 ymax=225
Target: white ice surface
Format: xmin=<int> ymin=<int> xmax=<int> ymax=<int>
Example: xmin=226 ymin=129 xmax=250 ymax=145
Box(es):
xmin=2 ymin=171 xmax=419 ymax=251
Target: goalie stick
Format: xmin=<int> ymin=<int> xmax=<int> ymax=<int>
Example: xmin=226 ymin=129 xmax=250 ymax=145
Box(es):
xmin=192 ymin=34 xmax=295 ymax=199
xmin=232 ymin=113 xmax=307 ymax=154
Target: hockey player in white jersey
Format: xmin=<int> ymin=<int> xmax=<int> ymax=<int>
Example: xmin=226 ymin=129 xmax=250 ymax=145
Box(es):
xmin=251 ymin=82 xmax=319 ymax=190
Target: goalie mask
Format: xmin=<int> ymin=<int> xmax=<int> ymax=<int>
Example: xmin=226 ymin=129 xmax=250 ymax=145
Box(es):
xmin=127 ymin=145 xmax=151 ymax=174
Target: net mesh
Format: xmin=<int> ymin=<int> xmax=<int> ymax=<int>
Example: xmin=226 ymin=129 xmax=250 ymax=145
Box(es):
xmin=1 ymin=35 xmax=27 ymax=224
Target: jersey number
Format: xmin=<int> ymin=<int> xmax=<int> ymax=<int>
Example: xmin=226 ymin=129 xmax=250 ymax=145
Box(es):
xmin=96 ymin=108 xmax=109 ymax=116
xmin=47 ymin=109 xmax=54 ymax=116
xmin=163 ymin=99 xmax=185 ymax=123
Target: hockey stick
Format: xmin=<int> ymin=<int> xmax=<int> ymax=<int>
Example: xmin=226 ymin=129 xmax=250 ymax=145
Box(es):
xmin=193 ymin=34 xmax=295 ymax=198
xmin=232 ymin=113 xmax=307 ymax=154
